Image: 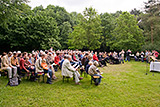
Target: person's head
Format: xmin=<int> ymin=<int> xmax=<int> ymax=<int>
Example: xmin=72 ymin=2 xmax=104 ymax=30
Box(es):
xmin=42 ymin=59 xmax=46 ymax=63
xmin=28 ymin=53 xmax=32 ymax=58
xmin=56 ymin=53 xmax=60 ymax=56
xmin=68 ymin=55 xmax=72 ymax=61
xmin=49 ymin=52 xmax=52 ymax=56
xmin=41 ymin=54 xmax=46 ymax=59
xmin=88 ymin=55 xmax=93 ymax=60
xmin=32 ymin=53 xmax=35 ymax=58
xmin=2 ymin=52 xmax=7 ymax=57
xmin=22 ymin=52 xmax=27 ymax=58
xmin=89 ymin=61 xmax=93 ymax=66
xmin=17 ymin=53 xmax=22 ymax=58
xmin=95 ymin=52 xmax=97 ymax=55
xmin=93 ymin=61 xmax=99 ymax=67
xmin=8 ymin=51 xmax=12 ymax=57
xmin=85 ymin=53 xmax=89 ymax=57
xmin=64 ymin=55 xmax=68 ymax=59
xmin=25 ymin=57 xmax=29 ymax=61
xmin=13 ymin=52 xmax=17 ymax=57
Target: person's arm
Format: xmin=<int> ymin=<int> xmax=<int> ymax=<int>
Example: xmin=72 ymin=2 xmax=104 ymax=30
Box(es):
xmin=16 ymin=58 xmax=19 ymax=65
xmin=66 ymin=61 xmax=76 ymax=72
xmin=21 ymin=60 xmax=29 ymax=72
xmin=92 ymin=66 xmax=98 ymax=74
xmin=2 ymin=57 xmax=8 ymax=67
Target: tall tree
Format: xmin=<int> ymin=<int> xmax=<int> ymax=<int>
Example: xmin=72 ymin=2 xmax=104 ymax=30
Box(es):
xmin=68 ymin=7 xmax=102 ymax=50
xmin=100 ymin=12 xmax=115 ymax=51
xmin=140 ymin=0 xmax=160 ymax=50
xmin=111 ymin=12 xmax=144 ymax=52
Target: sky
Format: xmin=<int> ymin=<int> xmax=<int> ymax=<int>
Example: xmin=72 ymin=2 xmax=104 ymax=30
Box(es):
xmin=28 ymin=0 xmax=148 ymax=13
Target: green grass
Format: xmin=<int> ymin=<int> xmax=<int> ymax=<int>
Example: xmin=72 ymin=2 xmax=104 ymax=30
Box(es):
xmin=0 ymin=61 xmax=160 ymax=107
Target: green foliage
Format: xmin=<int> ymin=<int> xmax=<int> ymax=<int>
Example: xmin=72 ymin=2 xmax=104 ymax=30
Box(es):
xmin=111 ymin=12 xmax=144 ymax=52
xmin=68 ymin=7 xmax=102 ymax=50
xmin=0 ymin=0 xmax=29 ymax=27
xmin=140 ymin=0 xmax=160 ymax=51
xmin=0 ymin=1 xmax=160 ymax=52
xmin=100 ymin=12 xmax=115 ymax=51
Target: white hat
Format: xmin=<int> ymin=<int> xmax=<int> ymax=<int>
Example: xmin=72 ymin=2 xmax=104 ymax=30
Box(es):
xmin=17 ymin=51 xmax=21 ymax=54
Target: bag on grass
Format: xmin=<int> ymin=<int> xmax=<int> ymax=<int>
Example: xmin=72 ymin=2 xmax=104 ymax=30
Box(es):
xmin=6 ymin=77 xmax=20 ymax=87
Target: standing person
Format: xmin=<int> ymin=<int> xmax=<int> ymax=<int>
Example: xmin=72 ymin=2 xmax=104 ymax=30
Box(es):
xmin=119 ymin=50 xmax=125 ymax=64
xmin=145 ymin=50 xmax=149 ymax=63
xmin=125 ymin=49 xmax=131 ymax=62
xmin=136 ymin=52 xmax=140 ymax=61
xmin=141 ymin=51 xmax=144 ymax=62
xmin=62 ymin=55 xmax=83 ymax=85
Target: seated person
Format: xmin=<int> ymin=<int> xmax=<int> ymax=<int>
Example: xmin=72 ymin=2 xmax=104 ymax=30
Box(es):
xmin=41 ymin=59 xmax=53 ymax=84
xmin=20 ymin=52 xmax=30 ymax=76
xmin=88 ymin=61 xmax=103 ymax=86
xmin=98 ymin=52 xmax=106 ymax=66
xmin=93 ymin=52 xmax=103 ymax=67
xmin=61 ymin=55 xmax=83 ymax=85
xmin=11 ymin=52 xmax=20 ymax=75
xmin=1 ymin=52 xmax=17 ymax=79
xmin=54 ymin=53 xmax=61 ymax=72
xmin=24 ymin=57 xmax=35 ymax=73
xmin=85 ymin=61 xmax=93 ymax=74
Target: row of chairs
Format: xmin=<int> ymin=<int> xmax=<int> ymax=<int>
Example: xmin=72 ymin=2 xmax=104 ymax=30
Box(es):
xmin=0 ymin=69 xmax=100 ymax=85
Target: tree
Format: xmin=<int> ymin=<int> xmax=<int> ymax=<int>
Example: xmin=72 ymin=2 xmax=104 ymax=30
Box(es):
xmin=0 ymin=0 xmax=29 ymax=26
xmin=139 ymin=0 xmax=160 ymax=51
xmin=100 ymin=12 xmax=115 ymax=51
xmin=59 ymin=21 xmax=72 ymax=49
xmin=68 ymin=7 xmax=102 ymax=50
xmin=111 ymin=12 xmax=144 ymax=52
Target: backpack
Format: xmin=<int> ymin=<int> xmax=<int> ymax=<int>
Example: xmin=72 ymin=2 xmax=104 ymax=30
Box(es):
xmin=6 ymin=77 xmax=21 ymax=87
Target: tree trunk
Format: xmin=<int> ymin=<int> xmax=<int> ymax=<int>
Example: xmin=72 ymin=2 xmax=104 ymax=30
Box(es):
xmin=151 ymin=23 xmax=154 ymax=44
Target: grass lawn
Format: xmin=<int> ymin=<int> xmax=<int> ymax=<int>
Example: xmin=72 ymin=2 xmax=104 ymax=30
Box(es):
xmin=0 ymin=61 xmax=160 ymax=107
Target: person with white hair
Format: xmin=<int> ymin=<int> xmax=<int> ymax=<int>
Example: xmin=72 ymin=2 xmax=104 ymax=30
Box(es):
xmin=61 ymin=55 xmax=83 ymax=85
xmin=88 ymin=61 xmax=103 ymax=86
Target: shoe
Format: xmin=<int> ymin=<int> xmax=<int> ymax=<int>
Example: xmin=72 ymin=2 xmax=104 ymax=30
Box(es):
xmin=79 ymin=77 xmax=83 ymax=80
xmin=75 ymin=82 xmax=81 ymax=85
xmin=46 ymin=82 xmax=52 ymax=84
xmin=95 ymin=82 xmax=99 ymax=86
xmin=52 ymin=77 xmax=57 ymax=80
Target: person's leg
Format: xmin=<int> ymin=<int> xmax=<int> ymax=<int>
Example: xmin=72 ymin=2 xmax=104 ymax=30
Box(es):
xmin=6 ymin=67 xmax=12 ymax=79
xmin=102 ymin=60 xmax=106 ymax=66
xmin=127 ymin=56 xmax=130 ymax=61
xmin=47 ymin=69 xmax=52 ymax=83
xmin=12 ymin=66 xmax=17 ymax=77
xmin=74 ymin=71 xmax=80 ymax=83
xmin=146 ymin=57 xmax=148 ymax=63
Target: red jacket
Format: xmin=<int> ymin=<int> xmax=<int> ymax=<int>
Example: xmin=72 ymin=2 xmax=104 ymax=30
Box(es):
xmin=93 ymin=54 xmax=99 ymax=61
xmin=54 ymin=56 xmax=60 ymax=65
xmin=20 ymin=58 xmax=27 ymax=71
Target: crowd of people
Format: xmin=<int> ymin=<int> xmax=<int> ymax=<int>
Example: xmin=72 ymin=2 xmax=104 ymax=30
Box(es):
xmin=0 ymin=48 xmax=159 ymax=85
